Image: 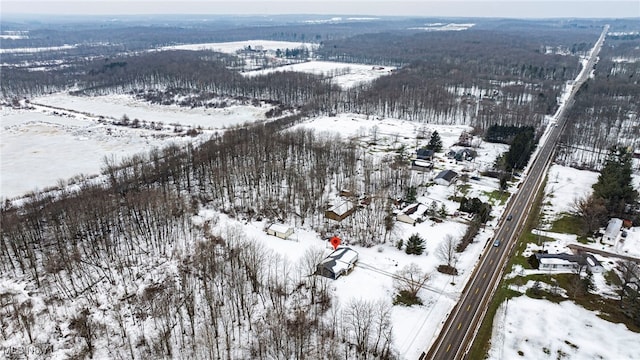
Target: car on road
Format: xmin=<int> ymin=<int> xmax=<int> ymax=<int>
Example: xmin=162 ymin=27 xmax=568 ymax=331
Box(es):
xmin=493 ymin=239 xmax=501 ymax=247
xmin=506 ymin=214 xmax=513 ymax=221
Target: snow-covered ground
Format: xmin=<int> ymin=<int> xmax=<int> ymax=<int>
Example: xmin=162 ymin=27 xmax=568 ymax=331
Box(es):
xmin=542 ymin=164 xmax=600 ymax=221
xmin=160 ymin=40 xmax=317 ymax=54
xmin=33 ymin=93 xmax=269 ymax=129
xmin=201 ymin=203 xmax=494 ymax=359
xmin=2 ymin=101 xmax=511 ymax=358
xmin=1 ymin=93 xmax=272 ymax=199
xmin=488 ymin=296 xmax=639 ymax=360
xmin=242 ymin=60 xmax=395 ymax=88
xmin=488 ymin=161 xmax=640 ymax=359
xmin=160 ymin=40 xmax=392 ymax=88
xmin=2 ymin=68 xmax=638 ymax=359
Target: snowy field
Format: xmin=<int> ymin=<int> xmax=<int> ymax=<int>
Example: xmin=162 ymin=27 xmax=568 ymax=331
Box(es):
xmin=160 ymin=40 xmax=317 ymax=54
xmin=242 ymin=60 xmax=395 ymax=88
xmin=1 ymin=107 xmax=185 ymax=199
xmin=33 ymin=93 xmax=270 ymax=129
xmin=1 ymin=93 xmax=272 ymax=199
xmin=160 ymin=40 xmax=392 ymax=88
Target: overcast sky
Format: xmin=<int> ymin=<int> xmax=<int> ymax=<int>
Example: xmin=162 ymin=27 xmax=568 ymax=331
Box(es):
xmin=2 ymin=0 xmax=639 ymax=18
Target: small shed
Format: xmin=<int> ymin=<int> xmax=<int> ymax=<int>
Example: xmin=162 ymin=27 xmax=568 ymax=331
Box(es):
xmin=434 ymin=169 xmax=458 ymax=186
xmin=266 ymin=223 xmax=294 ymax=239
xmin=603 ymin=218 xmax=623 ymax=243
xmin=324 ymin=201 xmax=357 ymax=222
xmin=317 ymin=247 xmax=359 ymax=279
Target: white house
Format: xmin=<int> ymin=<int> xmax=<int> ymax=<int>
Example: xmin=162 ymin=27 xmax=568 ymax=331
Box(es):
xmin=535 ymin=253 xmax=583 ymax=272
xmin=266 ymin=223 xmax=294 ymax=239
xmin=434 ymin=169 xmax=458 ymax=186
xmin=534 ymin=252 xmax=603 ymax=273
xmin=603 ymin=218 xmax=623 ymax=243
xmin=317 ymin=247 xmax=359 ymax=279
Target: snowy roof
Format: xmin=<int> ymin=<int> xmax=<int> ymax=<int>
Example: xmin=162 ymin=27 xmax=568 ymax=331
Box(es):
xmin=268 ymin=223 xmax=292 ymax=233
xmin=413 ymin=159 xmax=433 ymax=168
xmin=604 ymin=218 xmax=623 ymax=238
xmin=535 ymin=253 xmax=586 ymax=265
xmin=319 ymin=247 xmax=358 ymax=275
xmin=328 ymin=201 xmax=355 ymax=216
xmin=400 ymin=203 xmax=429 ymax=220
xmin=435 ymin=169 xmax=458 ymax=181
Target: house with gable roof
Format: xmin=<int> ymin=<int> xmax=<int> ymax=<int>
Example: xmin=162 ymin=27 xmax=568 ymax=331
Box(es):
xmin=317 ymin=247 xmax=358 ymax=279
xmin=396 ymin=203 xmax=429 ymax=225
xmin=434 ymin=169 xmax=458 ymax=186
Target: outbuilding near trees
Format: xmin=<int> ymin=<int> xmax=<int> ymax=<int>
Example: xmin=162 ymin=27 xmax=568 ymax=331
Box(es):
xmin=266 ymin=223 xmax=294 ymax=239
xmin=324 ymin=201 xmax=357 ymax=222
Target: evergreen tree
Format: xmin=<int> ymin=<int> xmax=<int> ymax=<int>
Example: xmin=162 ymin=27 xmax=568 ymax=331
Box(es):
xmin=438 ymin=203 xmax=448 ymax=218
xmin=427 ymin=131 xmax=443 ymax=152
xmin=504 ymin=127 xmax=535 ymax=170
xmin=405 ymin=233 xmax=426 ymax=255
xmin=592 ymin=146 xmax=638 ymax=215
xmin=405 ymin=186 xmax=417 ymax=203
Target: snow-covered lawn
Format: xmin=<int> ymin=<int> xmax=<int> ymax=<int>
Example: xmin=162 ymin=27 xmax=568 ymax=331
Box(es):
xmin=489 ymin=296 xmax=639 ymax=360
xmin=491 ymin=161 xmax=640 ymax=360
xmin=542 ymin=164 xmax=599 ymax=221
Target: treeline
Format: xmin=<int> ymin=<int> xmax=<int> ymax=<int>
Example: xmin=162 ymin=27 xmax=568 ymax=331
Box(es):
xmin=558 ymin=34 xmax=640 ymax=170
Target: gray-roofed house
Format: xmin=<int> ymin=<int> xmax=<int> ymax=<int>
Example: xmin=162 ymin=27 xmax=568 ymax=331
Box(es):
xmin=535 ymin=253 xmax=584 ymax=272
xmin=534 ymin=252 xmax=603 ymax=273
xmin=434 ymin=169 xmax=458 ymax=186
xmin=416 ymin=148 xmax=435 ymax=160
xmin=317 ymin=247 xmax=359 ymax=279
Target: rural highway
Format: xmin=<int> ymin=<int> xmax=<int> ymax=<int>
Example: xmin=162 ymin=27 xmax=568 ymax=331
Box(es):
xmin=421 ymin=25 xmax=609 ymax=360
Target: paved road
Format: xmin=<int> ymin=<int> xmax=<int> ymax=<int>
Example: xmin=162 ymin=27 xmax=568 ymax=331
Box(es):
xmin=421 ymin=25 xmax=609 ymax=360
